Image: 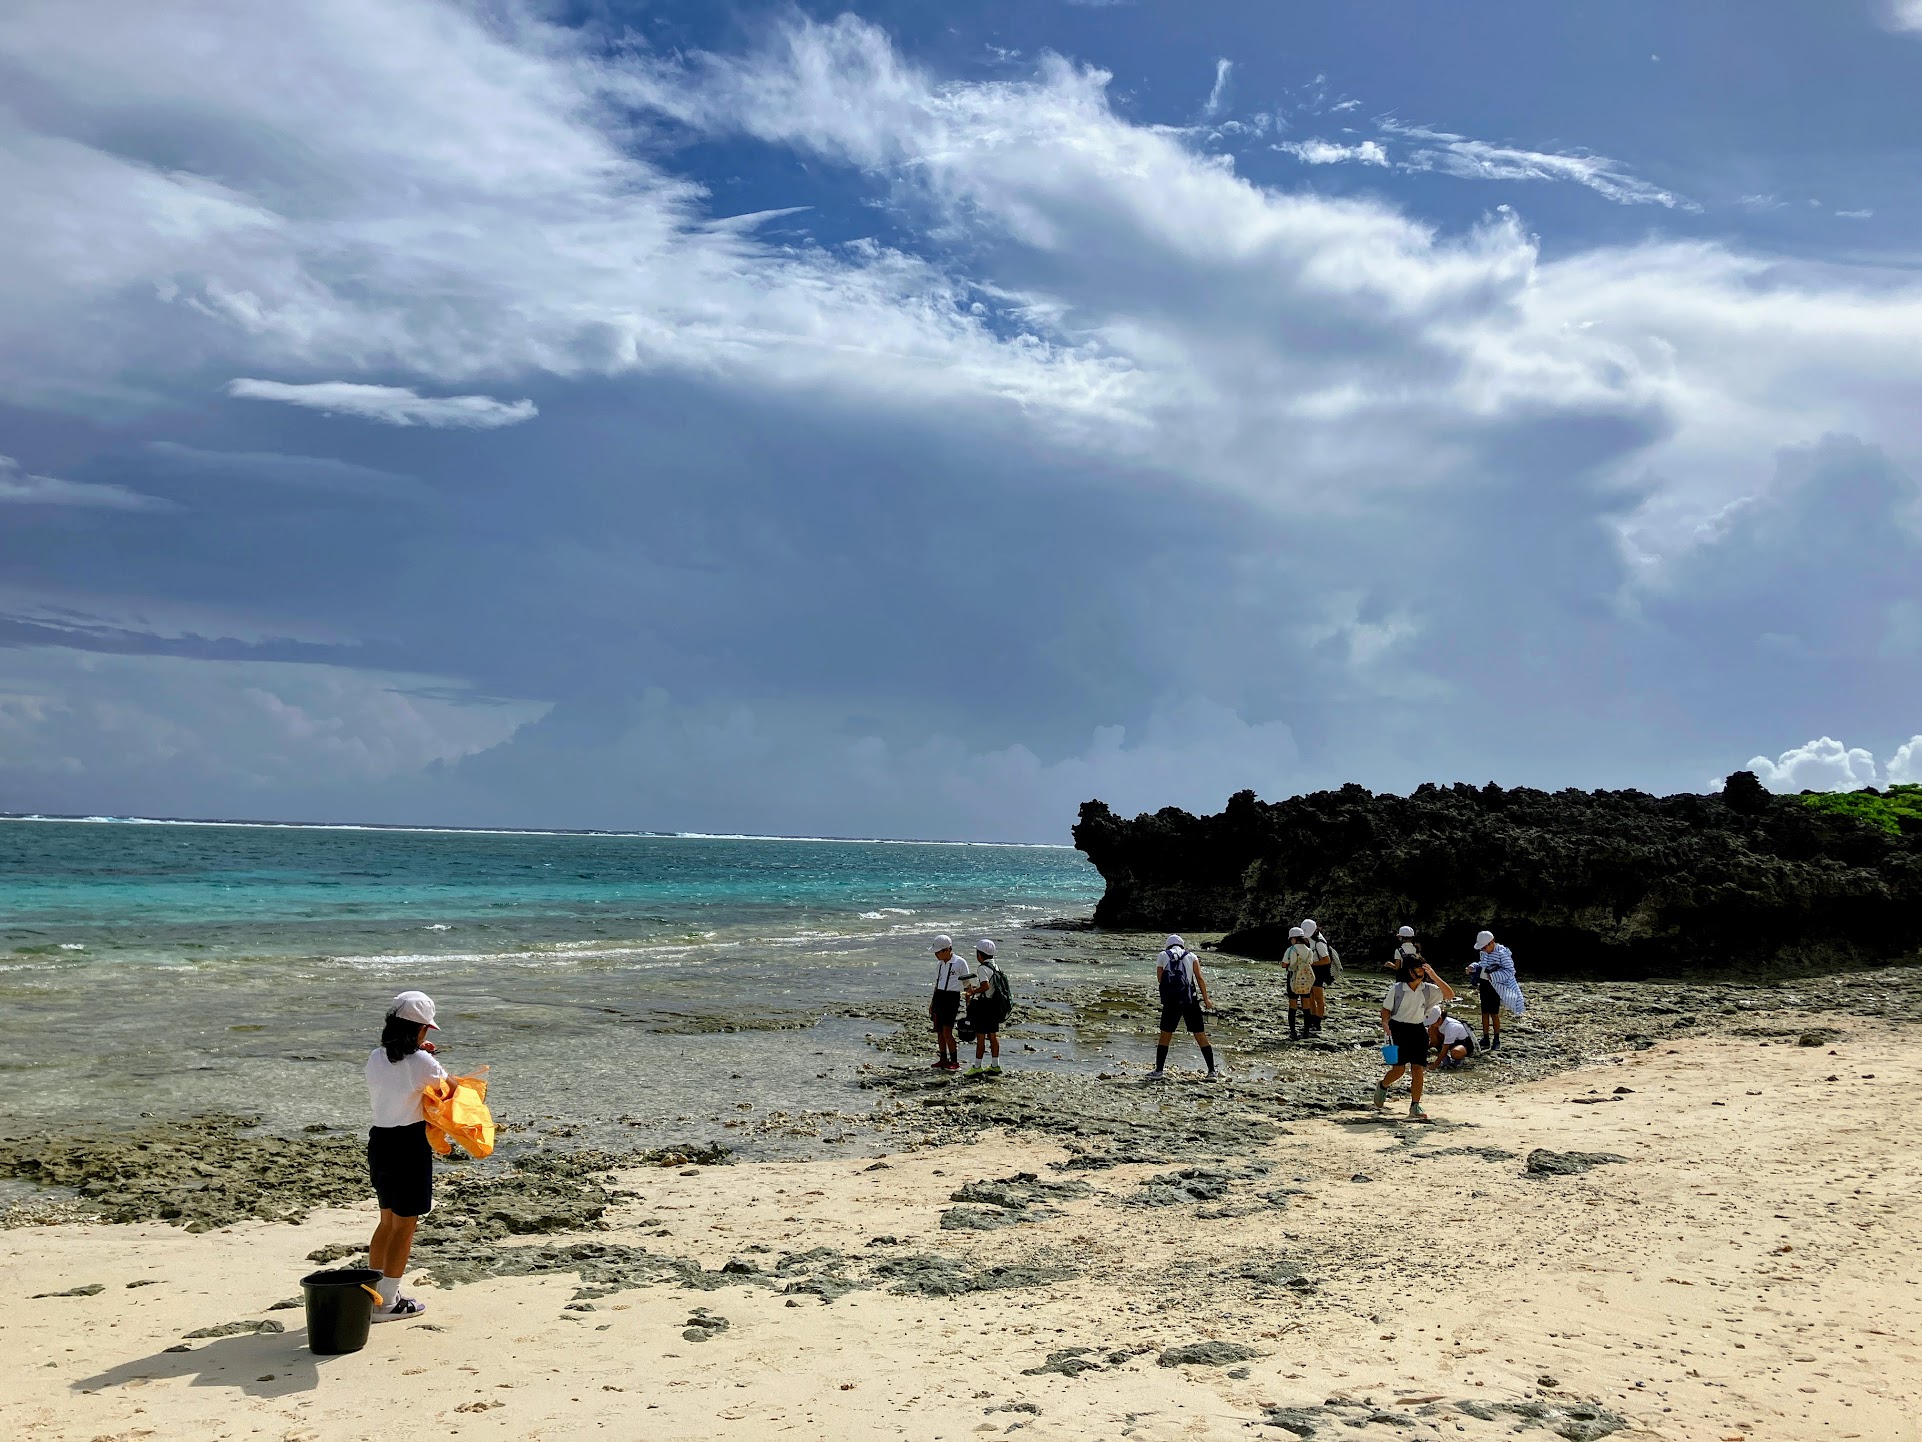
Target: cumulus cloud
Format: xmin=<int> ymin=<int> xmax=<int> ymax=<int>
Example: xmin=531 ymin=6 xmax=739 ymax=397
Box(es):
xmin=1381 ymin=122 xmax=1697 ymax=209
xmin=225 ymin=380 xmax=537 ymax=428
xmin=0 ymin=647 xmax=547 ymax=814
xmin=1888 ymin=736 xmax=1922 ymax=783
xmin=1277 ymin=139 xmax=1389 ymax=166
xmin=0 ymin=455 xmax=171 ymax=511
xmin=1745 ymin=737 xmax=1879 ymax=792
xmin=4 ymin=6 xmax=1922 ymax=832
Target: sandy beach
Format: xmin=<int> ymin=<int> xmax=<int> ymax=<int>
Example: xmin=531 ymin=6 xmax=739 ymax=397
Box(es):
xmin=6 ymin=1006 xmax=1919 ymax=1442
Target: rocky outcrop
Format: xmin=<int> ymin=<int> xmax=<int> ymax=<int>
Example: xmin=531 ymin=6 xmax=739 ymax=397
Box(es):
xmin=1072 ymin=772 xmax=1922 ymax=976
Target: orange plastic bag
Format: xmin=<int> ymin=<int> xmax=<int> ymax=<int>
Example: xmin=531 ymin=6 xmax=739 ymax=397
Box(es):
xmin=422 ymin=1068 xmax=495 ymax=1160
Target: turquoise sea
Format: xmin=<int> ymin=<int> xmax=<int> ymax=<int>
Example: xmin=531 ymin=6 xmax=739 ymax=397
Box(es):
xmin=0 ymin=819 xmax=1103 ymax=1153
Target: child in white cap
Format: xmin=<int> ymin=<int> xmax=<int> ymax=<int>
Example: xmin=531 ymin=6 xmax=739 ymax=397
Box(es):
xmin=928 ymin=936 xmax=972 ymax=1072
xmin=1281 ymin=926 xmax=1316 ymax=1040
xmin=963 ymin=939 xmax=1009 ymax=1076
xmin=364 ymin=990 xmax=448 ymax=1320
xmin=1468 ymin=930 xmax=1525 ymax=1050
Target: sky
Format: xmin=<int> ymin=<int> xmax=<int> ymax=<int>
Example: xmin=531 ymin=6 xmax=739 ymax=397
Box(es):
xmin=2 ymin=0 xmax=1921 ymax=841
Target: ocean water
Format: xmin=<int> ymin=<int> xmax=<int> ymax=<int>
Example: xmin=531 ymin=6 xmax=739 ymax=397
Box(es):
xmin=0 ymin=820 xmax=1103 ymax=1152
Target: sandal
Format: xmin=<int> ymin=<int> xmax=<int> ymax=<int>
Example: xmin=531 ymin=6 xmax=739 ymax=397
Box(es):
xmin=372 ymin=1295 xmax=427 ymax=1322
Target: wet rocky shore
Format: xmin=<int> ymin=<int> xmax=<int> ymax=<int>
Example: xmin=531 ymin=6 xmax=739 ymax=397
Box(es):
xmin=5 ymin=926 xmax=1913 ymax=1255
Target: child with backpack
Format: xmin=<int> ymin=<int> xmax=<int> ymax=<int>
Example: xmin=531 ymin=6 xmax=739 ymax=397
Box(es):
xmin=1302 ymin=918 xmax=1340 ymax=1036
xmin=963 ymin=939 xmax=1014 ymax=1075
xmin=1282 ymin=925 xmax=1317 ymax=1039
xmin=1148 ymin=935 xmax=1221 ymax=1081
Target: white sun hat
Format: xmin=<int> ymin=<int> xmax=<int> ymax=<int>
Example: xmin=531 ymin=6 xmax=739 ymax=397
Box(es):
xmin=1288 ymin=926 xmax=1305 ymax=939
xmin=1474 ymin=930 xmax=1495 ymax=949
xmin=1301 ymin=919 xmax=1318 ymax=937
xmin=390 ymin=990 xmax=438 ymax=1029
xmin=1398 ymin=925 xmax=1415 ymax=939
xmin=1163 ymin=935 xmax=1185 ymax=951
xmin=975 ymin=938 xmax=996 ymax=957
xmin=931 ymin=935 xmax=954 ymax=953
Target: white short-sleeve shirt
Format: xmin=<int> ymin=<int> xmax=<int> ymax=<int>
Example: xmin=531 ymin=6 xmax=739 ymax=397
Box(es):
xmin=1385 ymin=981 xmax=1444 ymax=1025
xmin=366 ymin=1047 xmax=448 ymax=1128
xmin=933 ymin=955 xmax=974 ymax=992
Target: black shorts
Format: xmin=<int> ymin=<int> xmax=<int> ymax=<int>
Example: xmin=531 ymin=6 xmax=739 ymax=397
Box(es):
xmin=932 ymin=990 xmax=961 ymax=1026
xmin=1478 ymin=980 xmax=1501 ymax=1015
xmin=966 ymin=998 xmax=1005 ymax=1035
xmin=1444 ymin=1033 xmax=1476 ymax=1058
xmin=1388 ymin=1020 xmax=1430 ymax=1069
xmin=1159 ymin=1003 xmax=1207 ymax=1034
xmin=368 ymin=1121 xmax=434 ymax=1218
xmin=1312 ymin=963 xmax=1333 ymax=987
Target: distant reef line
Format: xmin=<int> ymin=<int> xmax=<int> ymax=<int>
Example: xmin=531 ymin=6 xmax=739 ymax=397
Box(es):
xmin=1070 ymin=772 xmax=1922 ymax=978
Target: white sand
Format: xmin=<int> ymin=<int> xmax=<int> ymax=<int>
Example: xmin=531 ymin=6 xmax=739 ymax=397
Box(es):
xmin=4 ymin=1015 xmax=1920 ymax=1442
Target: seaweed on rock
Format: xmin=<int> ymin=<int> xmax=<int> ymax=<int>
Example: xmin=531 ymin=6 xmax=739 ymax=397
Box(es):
xmin=1072 ymin=772 xmax=1922 ymax=976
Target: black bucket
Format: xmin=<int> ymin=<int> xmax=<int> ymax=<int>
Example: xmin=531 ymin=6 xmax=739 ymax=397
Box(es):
xmin=300 ymin=1267 xmax=382 ymax=1355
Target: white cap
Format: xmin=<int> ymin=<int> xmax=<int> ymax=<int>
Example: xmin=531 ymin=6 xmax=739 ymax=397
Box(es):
xmin=390 ymin=990 xmax=438 ymax=1029
xmin=1424 ymin=1004 xmax=1444 ymax=1026
xmin=1301 ymin=919 xmax=1318 ymax=937
xmin=1398 ymin=925 xmax=1415 ymax=939
xmin=1288 ymin=925 xmax=1304 ymax=939
xmin=931 ymin=935 xmax=954 ymax=954
xmin=1163 ymin=935 xmax=1185 ymax=951
xmin=1474 ymin=930 xmax=1495 ymax=949
xmin=975 ymin=938 xmax=996 ymax=957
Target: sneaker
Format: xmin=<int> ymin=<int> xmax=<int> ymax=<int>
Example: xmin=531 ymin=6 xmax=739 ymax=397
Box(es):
xmin=1408 ymin=1103 xmax=1429 ymax=1121
xmin=372 ymin=1296 xmax=427 ymax=1322
xmin=964 ymin=1063 xmax=987 ymax=1077
xmin=1143 ymin=1068 xmax=1166 ymax=1082
xmin=1204 ymin=1068 xmax=1223 ymax=1082
xmin=1371 ymin=1084 xmax=1388 ymax=1110
xmin=986 ymin=1062 xmax=1002 ymax=1075
xmin=1489 ymin=1035 xmax=1501 ymax=1050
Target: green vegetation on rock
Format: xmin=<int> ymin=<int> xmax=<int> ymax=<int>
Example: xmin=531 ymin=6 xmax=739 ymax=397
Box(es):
xmin=1800 ymin=784 xmax=1922 ymax=836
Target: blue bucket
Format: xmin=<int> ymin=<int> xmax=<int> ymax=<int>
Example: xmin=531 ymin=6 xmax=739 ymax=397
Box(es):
xmin=1380 ymin=1044 xmax=1400 ymax=1065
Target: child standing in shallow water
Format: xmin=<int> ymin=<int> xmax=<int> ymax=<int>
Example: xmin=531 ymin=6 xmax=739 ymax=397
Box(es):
xmin=364 ymin=989 xmax=449 ymax=1321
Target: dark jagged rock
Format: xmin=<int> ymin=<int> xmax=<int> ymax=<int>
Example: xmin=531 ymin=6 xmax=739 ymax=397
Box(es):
xmin=1073 ymin=772 xmax=1922 ymax=976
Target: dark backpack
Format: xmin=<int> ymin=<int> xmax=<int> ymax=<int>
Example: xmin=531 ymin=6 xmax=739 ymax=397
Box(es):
xmin=1159 ymin=948 xmax=1196 ymax=1007
xmin=989 ymin=963 xmax=1013 ymax=1011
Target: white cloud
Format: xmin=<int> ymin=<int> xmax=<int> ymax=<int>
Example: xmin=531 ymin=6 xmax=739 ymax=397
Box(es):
xmin=1881 ymin=1 xmax=1922 ymax=35
xmin=1888 ymin=736 xmax=1922 ymax=783
xmin=0 ymin=647 xmax=548 ymax=799
xmin=1277 ymin=138 xmax=1389 ymax=166
xmin=1745 ymin=737 xmax=1879 ymax=792
xmin=0 ymin=454 xmax=171 ymax=511
xmin=2 ymin=9 xmax=1921 ymax=584
xmin=1203 ymin=58 xmax=1233 ymax=119
xmin=1382 ymin=122 xmax=1697 ymax=210
xmin=225 ymin=379 xmax=538 ymax=428
xmin=1835 ymin=208 xmax=1875 ymax=220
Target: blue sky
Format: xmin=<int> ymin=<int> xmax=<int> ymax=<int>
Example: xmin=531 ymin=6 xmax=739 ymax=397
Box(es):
xmin=3 ymin=0 xmax=1921 ymax=839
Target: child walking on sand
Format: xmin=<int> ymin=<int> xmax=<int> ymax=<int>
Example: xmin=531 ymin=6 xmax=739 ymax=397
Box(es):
xmin=1373 ymin=958 xmax=1454 ymax=1120
xmin=365 ymin=990 xmax=449 ymax=1321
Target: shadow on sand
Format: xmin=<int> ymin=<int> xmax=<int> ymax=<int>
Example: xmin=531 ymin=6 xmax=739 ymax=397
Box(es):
xmin=73 ymin=1325 xmax=339 ymax=1400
